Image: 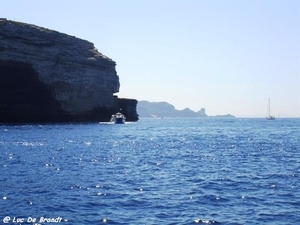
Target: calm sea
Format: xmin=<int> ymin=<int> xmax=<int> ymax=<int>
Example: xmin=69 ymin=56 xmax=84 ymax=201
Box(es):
xmin=0 ymin=118 xmax=299 ymax=225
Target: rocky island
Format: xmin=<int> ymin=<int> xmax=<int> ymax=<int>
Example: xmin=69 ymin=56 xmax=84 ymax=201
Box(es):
xmin=138 ymin=100 xmax=235 ymax=118
xmin=137 ymin=101 xmax=208 ymax=117
xmin=0 ymin=19 xmax=138 ymax=123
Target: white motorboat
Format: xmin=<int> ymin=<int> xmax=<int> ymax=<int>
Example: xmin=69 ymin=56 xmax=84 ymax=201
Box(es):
xmin=110 ymin=112 xmax=126 ymax=124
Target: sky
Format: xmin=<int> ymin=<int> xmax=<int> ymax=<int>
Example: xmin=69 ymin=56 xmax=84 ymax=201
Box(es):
xmin=1 ymin=0 xmax=299 ymax=117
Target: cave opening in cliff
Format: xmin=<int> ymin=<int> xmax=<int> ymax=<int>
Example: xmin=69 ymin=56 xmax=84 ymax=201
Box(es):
xmin=0 ymin=61 xmax=64 ymax=122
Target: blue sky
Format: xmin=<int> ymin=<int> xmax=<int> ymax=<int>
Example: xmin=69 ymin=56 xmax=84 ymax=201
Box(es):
xmin=1 ymin=0 xmax=299 ymax=117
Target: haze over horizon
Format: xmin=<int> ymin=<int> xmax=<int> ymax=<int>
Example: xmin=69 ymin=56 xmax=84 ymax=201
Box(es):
xmin=1 ymin=0 xmax=299 ymax=117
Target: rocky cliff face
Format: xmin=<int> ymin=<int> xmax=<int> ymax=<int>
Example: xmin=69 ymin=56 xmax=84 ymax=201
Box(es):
xmin=0 ymin=19 xmax=138 ymax=122
xmin=117 ymin=98 xmax=139 ymax=121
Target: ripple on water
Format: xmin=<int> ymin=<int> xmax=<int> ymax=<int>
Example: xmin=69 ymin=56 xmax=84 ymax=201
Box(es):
xmin=0 ymin=119 xmax=299 ymax=224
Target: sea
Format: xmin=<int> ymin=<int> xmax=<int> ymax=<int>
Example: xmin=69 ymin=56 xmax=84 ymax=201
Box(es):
xmin=0 ymin=118 xmax=299 ymax=225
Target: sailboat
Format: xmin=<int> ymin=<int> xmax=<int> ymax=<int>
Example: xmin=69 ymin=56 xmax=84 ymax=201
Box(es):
xmin=266 ymin=98 xmax=275 ymax=120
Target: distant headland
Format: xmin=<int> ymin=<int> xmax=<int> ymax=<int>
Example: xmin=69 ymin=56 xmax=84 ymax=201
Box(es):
xmin=138 ymin=100 xmax=235 ymax=118
xmin=0 ymin=19 xmax=138 ymax=123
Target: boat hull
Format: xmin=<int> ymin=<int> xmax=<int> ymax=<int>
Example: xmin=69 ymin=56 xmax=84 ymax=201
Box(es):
xmin=114 ymin=118 xmax=125 ymax=124
xmin=110 ymin=112 xmax=126 ymax=124
xmin=266 ymin=116 xmax=275 ymax=120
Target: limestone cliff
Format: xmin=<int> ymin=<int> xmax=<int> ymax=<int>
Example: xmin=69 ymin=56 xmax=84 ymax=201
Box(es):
xmin=0 ymin=19 xmax=138 ymax=122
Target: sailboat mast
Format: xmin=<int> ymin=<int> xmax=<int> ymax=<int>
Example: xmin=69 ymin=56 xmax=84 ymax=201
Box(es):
xmin=266 ymin=98 xmax=275 ymax=120
xmin=268 ymin=98 xmax=271 ymax=117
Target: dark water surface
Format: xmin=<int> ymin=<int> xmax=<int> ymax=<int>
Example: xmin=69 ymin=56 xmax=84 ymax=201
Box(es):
xmin=1 ymin=118 xmax=299 ymax=224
